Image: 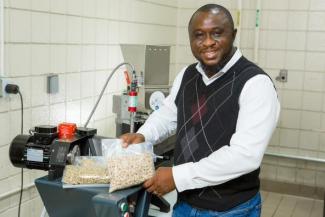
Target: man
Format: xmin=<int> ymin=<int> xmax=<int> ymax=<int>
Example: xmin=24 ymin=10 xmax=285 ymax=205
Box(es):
xmin=121 ymin=4 xmax=280 ymax=217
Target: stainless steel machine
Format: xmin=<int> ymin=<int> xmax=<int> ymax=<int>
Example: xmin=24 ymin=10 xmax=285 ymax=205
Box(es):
xmin=114 ymin=44 xmax=171 ymax=136
xmin=113 ymin=44 xmax=175 ymax=169
xmin=120 ymin=44 xmax=170 ymax=111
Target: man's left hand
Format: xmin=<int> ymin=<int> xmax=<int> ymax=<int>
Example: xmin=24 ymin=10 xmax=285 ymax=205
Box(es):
xmin=143 ymin=167 xmax=176 ymax=197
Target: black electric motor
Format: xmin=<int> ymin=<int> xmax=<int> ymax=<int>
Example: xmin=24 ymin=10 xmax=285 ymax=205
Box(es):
xmin=9 ymin=125 xmax=58 ymax=170
xmin=9 ymin=125 xmax=97 ymax=180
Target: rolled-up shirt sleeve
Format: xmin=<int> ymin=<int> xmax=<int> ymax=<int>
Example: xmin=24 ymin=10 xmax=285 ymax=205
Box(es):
xmin=172 ymin=74 xmax=280 ymax=192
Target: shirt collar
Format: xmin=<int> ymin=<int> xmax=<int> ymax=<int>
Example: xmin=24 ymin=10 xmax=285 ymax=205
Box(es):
xmin=195 ymin=49 xmax=242 ymax=85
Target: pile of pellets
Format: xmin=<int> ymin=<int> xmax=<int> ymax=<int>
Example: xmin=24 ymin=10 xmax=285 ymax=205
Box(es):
xmin=108 ymin=152 xmax=155 ymax=192
xmin=62 ymin=158 xmax=110 ymax=185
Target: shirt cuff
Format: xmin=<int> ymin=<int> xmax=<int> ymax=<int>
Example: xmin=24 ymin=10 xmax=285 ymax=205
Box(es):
xmin=136 ymin=126 xmax=154 ymax=144
xmin=172 ymin=162 xmax=195 ymax=192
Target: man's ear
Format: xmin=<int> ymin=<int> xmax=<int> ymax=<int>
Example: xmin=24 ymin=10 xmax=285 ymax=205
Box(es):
xmin=232 ymin=28 xmax=237 ymax=41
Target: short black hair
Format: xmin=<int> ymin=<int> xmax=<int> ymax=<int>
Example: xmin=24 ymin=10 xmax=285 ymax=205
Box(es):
xmin=188 ymin=4 xmax=235 ymax=31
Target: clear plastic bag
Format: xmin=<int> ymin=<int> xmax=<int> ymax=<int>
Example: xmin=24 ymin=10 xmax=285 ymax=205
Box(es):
xmin=62 ymin=156 xmax=110 ymax=185
xmin=101 ymin=139 xmax=124 ymax=158
xmin=101 ymin=139 xmax=154 ymax=158
xmin=105 ymin=141 xmax=155 ymax=193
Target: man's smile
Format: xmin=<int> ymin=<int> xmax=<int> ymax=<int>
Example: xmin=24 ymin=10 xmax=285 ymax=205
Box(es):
xmin=202 ymin=49 xmax=218 ymax=59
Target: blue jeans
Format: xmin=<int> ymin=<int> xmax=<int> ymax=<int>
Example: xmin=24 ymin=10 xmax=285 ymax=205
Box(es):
xmin=172 ymin=192 xmax=261 ymax=217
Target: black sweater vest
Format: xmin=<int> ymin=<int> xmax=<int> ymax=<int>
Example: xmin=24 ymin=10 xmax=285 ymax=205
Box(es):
xmin=174 ymin=57 xmax=268 ymax=211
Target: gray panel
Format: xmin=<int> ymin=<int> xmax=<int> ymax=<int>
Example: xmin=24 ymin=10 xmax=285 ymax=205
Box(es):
xmin=47 ymin=74 xmax=59 ymax=94
xmin=145 ymin=46 xmax=170 ymax=86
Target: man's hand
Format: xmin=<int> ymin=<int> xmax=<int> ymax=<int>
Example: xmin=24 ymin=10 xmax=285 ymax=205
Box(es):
xmin=143 ymin=167 xmax=176 ymax=197
xmin=119 ymin=133 xmax=145 ymax=148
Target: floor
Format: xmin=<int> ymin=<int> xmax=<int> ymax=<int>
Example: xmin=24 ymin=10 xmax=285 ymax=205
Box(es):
xmin=150 ymin=190 xmax=324 ymax=217
xmin=261 ymin=191 xmax=324 ymax=217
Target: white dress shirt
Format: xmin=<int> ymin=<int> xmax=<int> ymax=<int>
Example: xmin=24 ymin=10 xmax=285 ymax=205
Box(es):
xmin=137 ymin=49 xmax=280 ymax=192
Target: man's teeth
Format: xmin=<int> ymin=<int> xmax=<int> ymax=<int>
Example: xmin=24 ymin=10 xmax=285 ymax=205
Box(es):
xmin=205 ymin=51 xmax=216 ymax=57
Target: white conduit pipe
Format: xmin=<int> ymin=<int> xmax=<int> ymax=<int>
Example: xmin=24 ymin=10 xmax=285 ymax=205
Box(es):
xmin=265 ymin=152 xmax=325 ymax=164
xmin=254 ymin=0 xmax=261 ymax=63
xmin=0 ymin=0 xmax=4 ymax=76
xmin=236 ymin=0 xmax=242 ymax=48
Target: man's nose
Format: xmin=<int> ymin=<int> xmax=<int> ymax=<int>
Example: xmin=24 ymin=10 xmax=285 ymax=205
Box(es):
xmin=202 ymin=34 xmax=215 ymax=47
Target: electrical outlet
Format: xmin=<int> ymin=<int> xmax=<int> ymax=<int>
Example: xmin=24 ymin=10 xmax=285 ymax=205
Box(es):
xmin=276 ymin=69 xmax=288 ymax=82
xmin=0 ymin=78 xmax=10 ymax=98
xmin=0 ymin=78 xmax=4 ymax=97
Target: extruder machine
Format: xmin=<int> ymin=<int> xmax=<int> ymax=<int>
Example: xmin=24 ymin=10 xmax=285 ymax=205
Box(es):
xmin=8 ymin=56 xmax=173 ymax=217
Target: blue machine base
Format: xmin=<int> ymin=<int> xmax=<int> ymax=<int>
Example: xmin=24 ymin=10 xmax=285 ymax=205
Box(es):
xmin=35 ymin=176 xmax=152 ymax=217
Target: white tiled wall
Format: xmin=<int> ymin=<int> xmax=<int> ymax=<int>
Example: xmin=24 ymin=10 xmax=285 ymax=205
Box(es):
xmin=0 ymin=0 xmax=177 ymax=216
xmin=241 ymin=0 xmax=325 ymax=188
xmin=1 ymin=0 xmax=325 ymax=216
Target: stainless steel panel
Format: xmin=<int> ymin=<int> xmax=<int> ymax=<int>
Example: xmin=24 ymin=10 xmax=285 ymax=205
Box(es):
xmin=120 ymin=44 xmax=171 ymax=110
xmin=144 ymin=45 xmax=170 ymax=86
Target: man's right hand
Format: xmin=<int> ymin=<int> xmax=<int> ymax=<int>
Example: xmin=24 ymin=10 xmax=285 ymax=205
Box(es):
xmin=119 ymin=133 xmax=145 ymax=148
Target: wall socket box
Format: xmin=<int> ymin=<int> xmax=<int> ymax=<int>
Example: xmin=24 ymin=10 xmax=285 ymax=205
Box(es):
xmin=0 ymin=78 xmax=12 ymax=97
xmin=0 ymin=78 xmax=6 ymax=97
xmin=276 ymin=69 xmax=288 ymax=82
xmin=0 ymin=78 xmax=3 ymax=97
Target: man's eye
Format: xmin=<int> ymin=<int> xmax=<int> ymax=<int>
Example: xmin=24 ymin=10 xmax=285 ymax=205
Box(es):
xmin=211 ymin=32 xmax=221 ymax=40
xmin=194 ymin=32 xmax=204 ymax=39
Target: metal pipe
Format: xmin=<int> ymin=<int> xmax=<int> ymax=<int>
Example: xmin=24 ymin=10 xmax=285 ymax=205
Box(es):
xmin=254 ymin=0 xmax=261 ymax=63
xmin=84 ymin=62 xmax=135 ymax=128
xmin=130 ymin=112 xmax=136 ymax=133
xmin=265 ymin=152 xmax=325 ymax=164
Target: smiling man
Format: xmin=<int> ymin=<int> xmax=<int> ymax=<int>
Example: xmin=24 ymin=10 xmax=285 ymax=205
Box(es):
xmin=121 ymin=4 xmax=280 ymax=217
xmin=188 ymin=5 xmax=236 ymax=77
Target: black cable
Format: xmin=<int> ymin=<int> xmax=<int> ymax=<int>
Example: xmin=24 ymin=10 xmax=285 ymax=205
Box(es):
xmin=18 ymin=91 xmax=23 ymax=134
xmin=17 ymin=90 xmax=23 ymax=217
xmin=4 ymin=83 xmax=23 ymax=217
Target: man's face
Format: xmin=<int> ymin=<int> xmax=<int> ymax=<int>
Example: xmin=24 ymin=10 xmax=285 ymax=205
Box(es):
xmin=189 ymin=10 xmax=236 ymax=68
